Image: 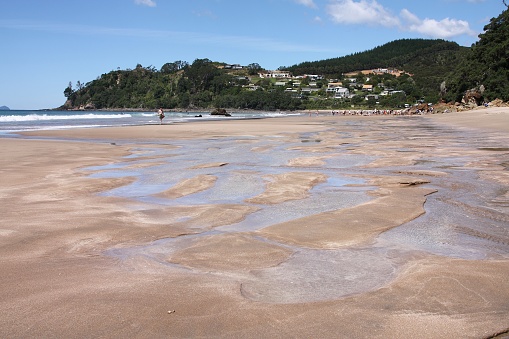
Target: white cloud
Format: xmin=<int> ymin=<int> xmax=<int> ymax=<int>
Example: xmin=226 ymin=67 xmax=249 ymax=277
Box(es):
xmin=325 ymin=1 xmax=476 ymax=39
xmin=134 ymin=0 xmax=156 ymax=7
xmin=399 ymin=9 xmax=420 ymax=26
xmin=401 ymin=9 xmax=476 ymax=39
xmin=295 ymin=0 xmax=318 ymax=8
xmin=326 ymin=0 xmax=400 ymax=27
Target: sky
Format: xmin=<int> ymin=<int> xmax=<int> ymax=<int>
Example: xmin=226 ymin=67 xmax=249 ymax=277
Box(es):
xmin=1 ymin=0 xmax=506 ymax=110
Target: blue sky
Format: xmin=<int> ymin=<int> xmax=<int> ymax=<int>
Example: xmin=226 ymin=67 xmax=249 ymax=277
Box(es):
xmin=1 ymin=0 xmax=506 ymax=110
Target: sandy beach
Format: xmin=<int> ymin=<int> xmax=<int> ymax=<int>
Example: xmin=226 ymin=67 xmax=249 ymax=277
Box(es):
xmin=1 ymin=108 xmax=508 ymax=338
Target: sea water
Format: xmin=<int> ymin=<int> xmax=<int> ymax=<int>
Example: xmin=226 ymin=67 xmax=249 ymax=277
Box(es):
xmin=0 ymin=109 xmax=301 ymax=134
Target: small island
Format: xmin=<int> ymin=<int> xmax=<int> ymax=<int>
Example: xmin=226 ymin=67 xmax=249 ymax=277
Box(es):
xmin=0 ymin=106 xmax=10 ymax=110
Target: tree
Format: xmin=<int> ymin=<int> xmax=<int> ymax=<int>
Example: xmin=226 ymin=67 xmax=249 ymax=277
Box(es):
xmin=183 ymin=58 xmax=222 ymax=94
xmin=247 ymin=63 xmax=262 ymax=75
xmin=161 ymin=60 xmax=188 ymax=74
xmin=445 ymin=4 xmax=509 ymax=102
xmin=64 ymin=81 xmax=73 ymax=98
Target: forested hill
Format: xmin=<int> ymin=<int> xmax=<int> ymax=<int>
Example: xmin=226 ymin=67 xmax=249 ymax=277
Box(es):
xmin=281 ymin=39 xmax=467 ymax=77
xmin=61 ymin=3 xmax=509 ymax=112
xmin=281 ymin=39 xmax=470 ymax=104
xmin=62 ymin=38 xmax=466 ymax=111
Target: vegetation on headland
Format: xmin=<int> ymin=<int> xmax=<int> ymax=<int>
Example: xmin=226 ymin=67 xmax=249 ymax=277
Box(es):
xmin=62 ymin=5 xmax=508 ymax=111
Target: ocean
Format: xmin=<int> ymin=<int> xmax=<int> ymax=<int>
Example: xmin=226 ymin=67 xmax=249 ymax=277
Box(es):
xmin=0 ymin=109 xmax=300 ymax=135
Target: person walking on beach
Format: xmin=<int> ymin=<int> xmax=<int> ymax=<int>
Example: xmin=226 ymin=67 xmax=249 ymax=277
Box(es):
xmin=157 ymin=108 xmax=165 ymax=124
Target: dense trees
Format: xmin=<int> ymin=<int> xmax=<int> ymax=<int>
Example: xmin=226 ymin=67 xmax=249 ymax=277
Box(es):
xmin=282 ymin=39 xmax=467 ymax=105
xmin=160 ymin=60 xmax=188 ymax=74
xmin=282 ymin=39 xmax=460 ymax=77
xmin=246 ymin=63 xmax=263 ymax=75
xmin=63 ymin=4 xmax=509 ymax=111
xmin=57 ymin=39 xmax=459 ymax=111
xmin=64 ymin=60 xmax=303 ymax=110
xmin=444 ymin=5 xmax=509 ymax=102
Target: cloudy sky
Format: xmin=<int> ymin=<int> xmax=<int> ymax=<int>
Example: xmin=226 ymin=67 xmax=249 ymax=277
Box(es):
xmin=1 ymin=0 xmax=506 ymax=109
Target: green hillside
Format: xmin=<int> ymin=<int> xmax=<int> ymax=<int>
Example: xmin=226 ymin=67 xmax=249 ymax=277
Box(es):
xmin=62 ymin=4 xmax=509 ymax=111
xmin=443 ymin=5 xmax=509 ymax=103
xmin=282 ymin=39 xmax=469 ymax=103
xmin=282 ymin=39 xmax=465 ymax=76
xmin=63 ymin=39 xmax=461 ymax=111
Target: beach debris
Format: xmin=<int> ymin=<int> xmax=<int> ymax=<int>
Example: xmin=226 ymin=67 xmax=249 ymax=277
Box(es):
xmin=399 ymin=179 xmax=430 ymax=186
xmin=167 ymin=310 xmax=175 ymax=314
xmin=190 ymin=162 xmax=228 ymax=169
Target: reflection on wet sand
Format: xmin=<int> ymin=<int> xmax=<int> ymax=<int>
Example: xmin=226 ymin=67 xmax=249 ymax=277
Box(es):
xmin=1 ymin=112 xmax=509 ymax=337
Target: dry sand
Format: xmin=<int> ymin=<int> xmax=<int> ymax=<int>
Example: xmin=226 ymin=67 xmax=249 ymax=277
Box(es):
xmin=430 ymin=105 xmax=509 ymax=132
xmin=1 ymin=108 xmax=508 ymax=338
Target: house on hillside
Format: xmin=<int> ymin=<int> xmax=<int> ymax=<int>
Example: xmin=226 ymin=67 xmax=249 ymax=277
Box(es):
xmin=305 ymin=74 xmax=323 ymax=81
xmin=301 ymin=87 xmax=321 ymax=94
xmin=345 ymin=78 xmax=357 ymax=85
xmin=223 ymin=64 xmax=244 ymax=70
xmin=326 ymin=82 xmax=343 ymax=92
xmin=258 ymin=70 xmax=292 ymax=79
xmin=285 ymin=88 xmax=298 ymax=93
xmin=362 ymin=84 xmax=374 ymax=92
xmin=365 ymin=94 xmax=379 ymax=101
xmin=381 ymin=89 xmax=406 ymax=96
xmin=334 ymin=87 xmax=350 ymax=99
xmin=243 ymin=84 xmax=261 ymax=91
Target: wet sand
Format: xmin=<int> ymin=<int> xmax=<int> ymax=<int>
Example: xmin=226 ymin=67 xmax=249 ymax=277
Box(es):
xmin=1 ymin=108 xmax=509 ymax=337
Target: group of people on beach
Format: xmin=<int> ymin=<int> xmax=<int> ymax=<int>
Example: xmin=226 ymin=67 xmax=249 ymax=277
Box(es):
xmin=328 ymin=109 xmax=428 ymax=116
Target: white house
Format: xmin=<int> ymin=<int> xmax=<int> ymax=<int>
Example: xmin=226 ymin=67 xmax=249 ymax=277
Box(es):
xmin=362 ymin=84 xmax=374 ymax=92
xmin=305 ymin=74 xmax=323 ymax=81
xmin=243 ymin=84 xmax=261 ymax=91
xmin=258 ymin=70 xmax=292 ymax=78
xmin=327 ymin=82 xmax=343 ymax=92
xmin=223 ymin=64 xmax=244 ymax=69
xmin=334 ymin=87 xmax=350 ymax=99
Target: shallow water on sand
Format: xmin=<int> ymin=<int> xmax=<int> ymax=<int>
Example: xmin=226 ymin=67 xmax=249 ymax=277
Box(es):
xmin=96 ymin=117 xmax=509 ymax=303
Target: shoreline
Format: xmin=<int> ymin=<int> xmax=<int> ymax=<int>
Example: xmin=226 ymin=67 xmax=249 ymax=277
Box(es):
xmin=1 ymin=109 xmax=509 ymax=337
xmin=12 ymin=106 xmax=509 ymax=141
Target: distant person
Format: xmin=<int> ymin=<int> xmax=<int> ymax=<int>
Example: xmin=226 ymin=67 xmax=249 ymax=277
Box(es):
xmin=157 ymin=108 xmax=165 ymax=124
